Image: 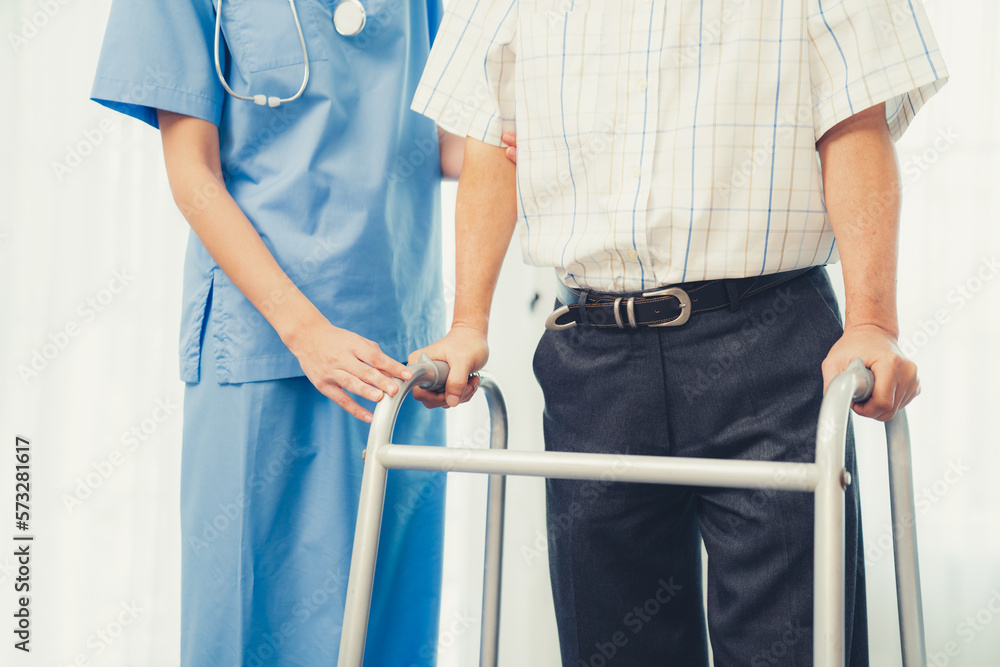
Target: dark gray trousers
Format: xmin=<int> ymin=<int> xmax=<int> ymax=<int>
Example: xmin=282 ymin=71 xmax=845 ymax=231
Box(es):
xmin=532 ymin=267 xmax=868 ymax=667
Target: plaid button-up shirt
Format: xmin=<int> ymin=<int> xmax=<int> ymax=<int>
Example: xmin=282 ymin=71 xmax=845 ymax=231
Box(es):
xmin=413 ymin=0 xmax=948 ymax=291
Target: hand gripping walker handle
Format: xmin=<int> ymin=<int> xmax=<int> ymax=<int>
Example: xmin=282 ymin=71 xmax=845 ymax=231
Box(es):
xmin=847 ymin=357 xmax=876 ymax=403
xmin=414 ymin=352 xmax=451 ymax=393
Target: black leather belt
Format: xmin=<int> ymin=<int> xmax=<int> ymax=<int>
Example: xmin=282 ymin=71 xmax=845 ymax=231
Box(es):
xmin=546 ymin=267 xmax=815 ymax=330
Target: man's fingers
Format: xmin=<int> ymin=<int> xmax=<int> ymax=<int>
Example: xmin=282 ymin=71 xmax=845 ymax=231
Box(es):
xmin=445 ymin=364 xmax=473 ymax=408
xmin=906 ymin=380 xmax=922 ymax=407
xmin=411 ymin=387 xmax=448 ymax=409
xmin=867 ymin=356 xmax=919 ymax=420
xmin=820 ymin=356 xmax=844 ymax=395
xmin=895 ymin=388 xmax=916 ymax=415
xmin=894 ymin=377 xmax=921 ymax=414
xmin=898 ymin=363 xmax=920 ymax=409
xmin=853 ymin=363 xmax=899 ymax=421
xmin=408 ymin=346 xmax=464 ymax=408
xmin=459 ymin=374 xmax=481 ymax=404
xmin=412 ymin=376 xmax=479 ymax=408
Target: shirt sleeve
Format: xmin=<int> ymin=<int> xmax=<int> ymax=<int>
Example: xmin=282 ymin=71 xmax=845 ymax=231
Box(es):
xmin=411 ymin=0 xmax=517 ymax=146
xmin=807 ymin=0 xmax=948 ymax=142
xmin=91 ymin=0 xmax=225 ymax=129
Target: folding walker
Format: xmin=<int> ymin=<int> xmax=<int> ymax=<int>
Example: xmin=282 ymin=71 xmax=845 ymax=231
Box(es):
xmin=338 ymin=356 xmax=925 ymax=667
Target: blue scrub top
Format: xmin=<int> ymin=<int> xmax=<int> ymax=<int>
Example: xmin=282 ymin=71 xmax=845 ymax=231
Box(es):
xmin=92 ymin=0 xmax=446 ymax=383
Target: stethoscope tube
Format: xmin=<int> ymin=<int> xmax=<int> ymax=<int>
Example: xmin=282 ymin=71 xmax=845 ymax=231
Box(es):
xmin=213 ymin=0 xmax=311 ymax=107
xmin=213 ymin=0 xmax=369 ymax=107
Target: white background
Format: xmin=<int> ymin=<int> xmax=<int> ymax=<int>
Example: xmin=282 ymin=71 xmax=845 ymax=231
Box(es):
xmin=0 ymin=0 xmax=997 ymax=666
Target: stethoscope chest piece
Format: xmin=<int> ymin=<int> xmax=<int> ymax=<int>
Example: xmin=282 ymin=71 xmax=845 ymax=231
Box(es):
xmin=334 ymin=0 xmax=367 ymax=37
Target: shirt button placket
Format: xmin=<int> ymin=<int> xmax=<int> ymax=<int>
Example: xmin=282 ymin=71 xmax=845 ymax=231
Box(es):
xmin=627 ymin=1 xmax=666 ymax=282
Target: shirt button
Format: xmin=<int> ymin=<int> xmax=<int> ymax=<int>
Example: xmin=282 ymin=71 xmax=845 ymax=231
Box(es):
xmin=635 ymin=78 xmax=647 ymax=91
xmin=630 ymin=165 xmax=641 ymax=178
xmin=626 ymin=250 xmax=639 ymax=260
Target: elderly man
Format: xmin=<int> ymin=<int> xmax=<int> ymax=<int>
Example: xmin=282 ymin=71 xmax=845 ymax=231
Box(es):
xmin=411 ymin=1 xmax=946 ymax=665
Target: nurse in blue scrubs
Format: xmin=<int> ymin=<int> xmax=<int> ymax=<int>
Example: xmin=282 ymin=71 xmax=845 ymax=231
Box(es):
xmin=91 ymin=1 xmax=468 ymax=664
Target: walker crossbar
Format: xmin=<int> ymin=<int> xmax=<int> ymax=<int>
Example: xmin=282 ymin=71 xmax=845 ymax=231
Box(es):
xmin=377 ymin=446 xmax=820 ymax=491
xmin=337 ymin=357 xmax=925 ymax=667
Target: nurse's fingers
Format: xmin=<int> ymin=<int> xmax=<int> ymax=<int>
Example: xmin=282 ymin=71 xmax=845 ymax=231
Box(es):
xmin=319 ymin=384 xmax=374 ymax=423
xmin=501 ymin=132 xmax=517 ymax=163
xmin=334 ymin=365 xmax=397 ymax=405
xmin=345 ymin=358 xmax=402 ymax=398
xmin=358 ymin=343 xmax=413 ymax=386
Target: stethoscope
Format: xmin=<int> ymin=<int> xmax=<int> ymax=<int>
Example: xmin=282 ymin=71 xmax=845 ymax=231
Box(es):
xmin=214 ymin=0 xmax=367 ymax=107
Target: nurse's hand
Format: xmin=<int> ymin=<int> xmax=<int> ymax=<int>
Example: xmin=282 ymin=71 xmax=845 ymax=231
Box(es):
xmin=408 ymin=325 xmax=489 ymax=409
xmin=501 ymin=132 xmax=517 ymax=164
xmin=285 ymin=317 xmax=412 ymax=423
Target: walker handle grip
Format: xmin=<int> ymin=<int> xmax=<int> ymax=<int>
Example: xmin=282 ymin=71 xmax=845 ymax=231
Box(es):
xmin=846 ymin=357 xmax=876 ymax=403
xmin=413 ymin=353 xmax=450 ymax=392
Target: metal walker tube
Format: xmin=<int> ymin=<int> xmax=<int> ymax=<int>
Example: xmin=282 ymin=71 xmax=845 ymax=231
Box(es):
xmin=812 ymin=359 xmax=874 ymax=666
xmin=338 ymin=357 xmax=925 ymax=667
xmin=477 ymin=378 xmax=508 ymax=667
xmin=887 ymin=411 xmax=926 ymax=667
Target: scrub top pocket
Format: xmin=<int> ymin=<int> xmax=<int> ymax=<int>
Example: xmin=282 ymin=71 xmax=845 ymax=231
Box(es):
xmin=219 ymin=0 xmax=330 ymax=73
xmin=516 ymin=11 xmax=603 ymax=153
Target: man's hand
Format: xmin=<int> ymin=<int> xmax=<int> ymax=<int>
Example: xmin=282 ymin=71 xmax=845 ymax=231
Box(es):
xmin=408 ymin=325 xmax=489 ymax=408
xmin=822 ymin=324 xmax=919 ymax=421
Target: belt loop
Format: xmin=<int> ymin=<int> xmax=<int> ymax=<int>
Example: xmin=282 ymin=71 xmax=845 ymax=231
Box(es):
xmin=724 ymin=279 xmax=742 ymax=312
xmin=577 ymin=289 xmax=591 ymax=328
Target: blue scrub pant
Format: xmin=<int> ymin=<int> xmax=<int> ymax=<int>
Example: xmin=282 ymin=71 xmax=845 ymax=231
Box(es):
xmin=533 ymin=267 xmax=868 ymax=666
xmin=181 ymin=294 xmax=445 ymax=666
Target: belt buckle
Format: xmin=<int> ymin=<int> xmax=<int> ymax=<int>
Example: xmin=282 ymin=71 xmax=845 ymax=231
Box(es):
xmin=544 ymin=304 xmax=576 ymax=331
xmin=641 ymin=286 xmax=692 ymax=327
